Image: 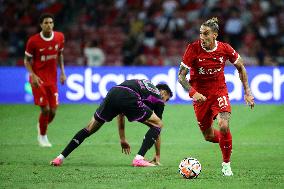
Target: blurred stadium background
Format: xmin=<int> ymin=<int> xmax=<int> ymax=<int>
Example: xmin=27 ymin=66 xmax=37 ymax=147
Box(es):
xmin=1 ymin=0 xmax=283 ymax=105
xmin=1 ymin=0 xmax=284 ymax=67
xmin=0 ymin=1 xmax=284 ymax=188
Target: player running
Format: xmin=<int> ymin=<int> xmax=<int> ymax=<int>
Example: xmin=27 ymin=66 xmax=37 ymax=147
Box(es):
xmin=50 ymin=79 xmax=173 ymax=167
xmin=178 ymin=17 xmax=255 ymax=176
xmin=24 ymin=13 xmax=66 ymax=147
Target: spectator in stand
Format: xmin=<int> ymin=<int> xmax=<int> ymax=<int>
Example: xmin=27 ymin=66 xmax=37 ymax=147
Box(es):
xmin=1 ymin=0 xmax=284 ymax=66
xmin=84 ymin=40 xmax=106 ymax=66
xmin=224 ymin=7 xmax=243 ymax=50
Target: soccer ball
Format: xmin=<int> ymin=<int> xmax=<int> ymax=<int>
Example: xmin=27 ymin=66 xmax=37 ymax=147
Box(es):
xmin=178 ymin=157 xmax=202 ymax=179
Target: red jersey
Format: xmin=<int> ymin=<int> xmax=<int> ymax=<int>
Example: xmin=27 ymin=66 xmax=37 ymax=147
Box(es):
xmin=181 ymin=40 xmax=239 ymax=95
xmin=25 ymin=31 xmax=64 ymax=86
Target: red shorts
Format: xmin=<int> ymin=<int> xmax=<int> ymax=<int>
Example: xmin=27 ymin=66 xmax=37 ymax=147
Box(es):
xmin=31 ymin=84 xmax=59 ymax=108
xmin=193 ymin=92 xmax=231 ymax=132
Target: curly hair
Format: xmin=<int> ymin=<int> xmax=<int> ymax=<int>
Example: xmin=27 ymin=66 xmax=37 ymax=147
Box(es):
xmin=39 ymin=13 xmax=54 ymax=24
xmin=202 ymin=17 xmax=219 ymax=33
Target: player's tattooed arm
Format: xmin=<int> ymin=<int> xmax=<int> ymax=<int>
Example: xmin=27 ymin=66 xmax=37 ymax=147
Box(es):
xmin=235 ymin=57 xmax=251 ymax=95
xmin=234 ymin=56 xmax=255 ymax=109
xmin=178 ymin=64 xmax=190 ymax=91
xmin=24 ymin=55 xmax=42 ymax=87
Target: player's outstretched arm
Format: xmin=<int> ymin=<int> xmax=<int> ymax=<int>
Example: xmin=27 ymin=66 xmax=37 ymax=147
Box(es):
xmin=117 ymin=114 xmax=131 ymax=155
xmin=58 ymin=51 xmax=66 ymax=85
xmin=150 ymin=135 xmax=161 ymax=165
xmin=234 ymin=57 xmax=255 ymax=109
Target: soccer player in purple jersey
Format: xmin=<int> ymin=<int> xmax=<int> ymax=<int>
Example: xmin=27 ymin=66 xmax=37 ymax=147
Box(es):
xmin=51 ymin=79 xmax=172 ymax=167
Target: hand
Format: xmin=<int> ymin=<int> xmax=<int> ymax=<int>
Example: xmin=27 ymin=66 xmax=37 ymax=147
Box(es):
xmin=192 ymin=92 xmax=207 ymax=103
xmin=60 ymin=73 xmax=66 ymax=85
xmin=120 ymin=140 xmax=131 ymax=155
xmin=244 ymin=94 xmax=255 ymax=109
xmin=150 ymin=155 xmax=161 ymax=166
xmin=31 ymin=74 xmax=43 ymax=88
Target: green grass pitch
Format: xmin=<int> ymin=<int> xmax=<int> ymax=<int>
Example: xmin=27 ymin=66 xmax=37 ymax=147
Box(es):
xmin=0 ymin=104 xmax=283 ymax=189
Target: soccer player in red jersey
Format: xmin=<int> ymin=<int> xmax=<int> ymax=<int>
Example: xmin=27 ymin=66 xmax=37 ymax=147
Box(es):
xmin=178 ymin=17 xmax=255 ymax=176
xmin=24 ymin=13 xmax=66 ymax=147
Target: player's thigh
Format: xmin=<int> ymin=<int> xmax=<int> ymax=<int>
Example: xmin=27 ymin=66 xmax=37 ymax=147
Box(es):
xmin=95 ymin=88 xmax=121 ymax=122
xmin=31 ymin=85 xmax=48 ymax=106
xmin=46 ymin=85 xmax=59 ymax=108
xmin=211 ymin=93 xmax=231 ymax=126
xmin=143 ymin=112 xmax=163 ymax=128
xmin=193 ymin=100 xmax=214 ymax=132
xmin=211 ymin=93 xmax=231 ymax=116
xmin=119 ymin=92 xmax=153 ymax=122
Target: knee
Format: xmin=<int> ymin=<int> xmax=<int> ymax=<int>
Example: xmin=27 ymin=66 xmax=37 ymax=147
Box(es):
xmin=218 ymin=120 xmax=229 ymax=133
xmin=49 ymin=109 xmax=56 ymax=117
xmin=157 ymin=120 xmax=163 ymax=128
xmin=150 ymin=119 xmax=163 ymax=128
xmin=204 ymin=134 xmax=215 ymax=142
xmin=41 ymin=107 xmax=50 ymax=115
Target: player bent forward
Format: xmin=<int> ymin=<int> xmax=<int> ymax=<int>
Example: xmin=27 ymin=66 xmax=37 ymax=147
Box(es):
xmin=178 ymin=17 xmax=255 ymax=176
xmin=51 ymin=79 xmax=173 ymax=167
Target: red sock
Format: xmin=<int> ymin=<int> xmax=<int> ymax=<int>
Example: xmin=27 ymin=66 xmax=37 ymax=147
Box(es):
xmin=39 ymin=113 xmax=49 ymax=135
xmin=211 ymin=129 xmax=220 ymax=143
xmin=219 ymin=129 xmax=232 ymax=163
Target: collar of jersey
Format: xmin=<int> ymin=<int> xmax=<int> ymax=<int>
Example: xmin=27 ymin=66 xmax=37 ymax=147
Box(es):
xmin=40 ymin=31 xmax=54 ymax=41
xmin=201 ymin=40 xmax=218 ymax=52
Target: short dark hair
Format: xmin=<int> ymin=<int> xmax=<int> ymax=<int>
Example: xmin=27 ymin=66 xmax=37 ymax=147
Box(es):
xmin=156 ymin=84 xmax=173 ymax=98
xmin=202 ymin=17 xmax=219 ymax=33
xmin=39 ymin=13 xmax=54 ymax=24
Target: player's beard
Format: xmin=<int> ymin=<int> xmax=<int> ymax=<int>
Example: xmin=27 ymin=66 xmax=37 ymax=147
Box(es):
xmin=201 ymin=40 xmax=214 ymax=50
xmin=43 ymin=28 xmax=53 ymax=37
xmin=201 ymin=40 xmax=209 ymax=50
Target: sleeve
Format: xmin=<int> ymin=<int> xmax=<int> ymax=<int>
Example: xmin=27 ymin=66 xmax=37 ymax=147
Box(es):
xmin=59 ymin=33 xmax=65 ymax=51
xmin=25 ymin=37 xmax=34 ymax=57
xmin=225 ymin=43 xmax=239 ymax=64
xmin=181 ymin=43 xmax=195 ymax=69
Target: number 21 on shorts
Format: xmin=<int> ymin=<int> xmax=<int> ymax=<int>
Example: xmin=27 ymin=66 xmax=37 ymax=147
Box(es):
xmin=217 ymin=95 xmax=228 ymax=108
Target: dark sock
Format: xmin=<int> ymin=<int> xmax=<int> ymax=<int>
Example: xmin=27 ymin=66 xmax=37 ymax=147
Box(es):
xmin=137 ymin=127 xmax=161 ymax=157
xmin=61 ymin=128 xmax=90 ymax=158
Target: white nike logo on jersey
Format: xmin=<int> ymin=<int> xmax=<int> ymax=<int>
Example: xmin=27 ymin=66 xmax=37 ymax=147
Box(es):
xmin=39 ymin=48 xmax=45 ymax=52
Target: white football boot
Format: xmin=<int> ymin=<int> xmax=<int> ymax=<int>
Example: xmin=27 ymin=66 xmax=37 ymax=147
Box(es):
xmin=37 ymin=123 xmax=52 ymax=147
xmin=222 ymin=162 xmax=233 ymax=176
